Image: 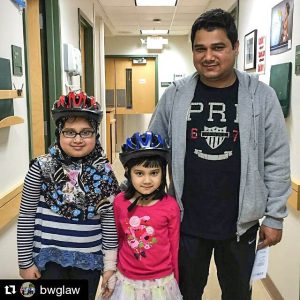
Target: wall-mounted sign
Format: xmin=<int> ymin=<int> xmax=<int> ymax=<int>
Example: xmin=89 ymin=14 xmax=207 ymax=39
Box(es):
xmin=269 ymin=62 xmax=292 ymax=118
xmin=257 ymin=36 xmax=266 ymax=75
xmin=174 ymin=73 xmax=185 ymax=81
xmin=132 ymin=58 xmax=147 ymax=64
xmin=161 ymin=82 xmax=172 ymax=87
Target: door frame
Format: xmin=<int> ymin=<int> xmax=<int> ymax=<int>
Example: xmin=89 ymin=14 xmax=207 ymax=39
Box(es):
xmin=78 ymin=9 xmax=94 ymax=95
xmin=43 ymin=0 xmax=62 ymax=148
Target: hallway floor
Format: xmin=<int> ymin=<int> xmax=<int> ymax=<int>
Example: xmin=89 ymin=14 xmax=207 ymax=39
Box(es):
xmin=98 ymin=155 xmax=273 ymax=300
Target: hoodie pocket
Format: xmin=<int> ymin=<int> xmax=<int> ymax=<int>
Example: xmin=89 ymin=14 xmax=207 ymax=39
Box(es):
xmin=240 ymin=170 xmax=268 ymax=223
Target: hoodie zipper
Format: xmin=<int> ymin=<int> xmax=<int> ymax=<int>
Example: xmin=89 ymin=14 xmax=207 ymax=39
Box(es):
xmin=236 ymin=79 xmax=258 ymax=242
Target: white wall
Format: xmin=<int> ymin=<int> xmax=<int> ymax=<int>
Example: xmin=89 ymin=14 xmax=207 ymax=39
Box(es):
xmin=237 ymin=0 xmax=300 ymax=299
xmin=0 ymin=223 xmax=19 ymax=278
xmin=237 ymin=0 xmax=300 ymax=180
xmin=0 ymin=0 xmax=29 ymax=279
xmin=104 ymin=35 xmax=195 ymax=137
xmin=59 ymin=0 xmax=93 ymax=46
xmin=0 ymin=1 xmax=29 ymax=197
xmin=59 ymin=0 xmax=93 ymax=95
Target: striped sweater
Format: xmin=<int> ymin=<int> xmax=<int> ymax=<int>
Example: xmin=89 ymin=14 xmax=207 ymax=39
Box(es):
xmin=17 ymin=161 xmax=118 ymax=271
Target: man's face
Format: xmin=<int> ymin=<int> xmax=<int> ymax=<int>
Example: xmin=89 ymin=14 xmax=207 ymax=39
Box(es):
xmin=192 ymin=28 xmax=239 ymax=87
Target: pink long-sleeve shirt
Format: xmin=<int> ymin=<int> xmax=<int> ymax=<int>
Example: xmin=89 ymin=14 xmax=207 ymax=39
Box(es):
xmin=113 ymin=192 xmax=180 ymax=282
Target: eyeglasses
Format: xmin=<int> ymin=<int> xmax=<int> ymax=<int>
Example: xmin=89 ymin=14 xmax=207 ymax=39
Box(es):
xmin=61 ymin=129 xmax=95 ymax=139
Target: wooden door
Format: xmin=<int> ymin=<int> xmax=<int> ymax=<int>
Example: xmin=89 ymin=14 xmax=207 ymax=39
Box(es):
xmin=115 ymin=58 xmax=132 ymax=114
xmin=132 ymin=58 xmax=155 ymax=113
xmin=104 ymin=56 xmax=157 ymax=153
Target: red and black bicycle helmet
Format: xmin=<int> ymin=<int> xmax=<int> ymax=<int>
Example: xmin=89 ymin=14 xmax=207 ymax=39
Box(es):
xmin=119 ymin=131 xmax=169 ymax=166
xmin=51 ymin=91 xmax=103 ymax=124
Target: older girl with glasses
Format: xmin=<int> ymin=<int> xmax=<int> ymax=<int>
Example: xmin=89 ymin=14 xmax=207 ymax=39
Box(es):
xmin=17 ymin=91 xmax=120 ymax=300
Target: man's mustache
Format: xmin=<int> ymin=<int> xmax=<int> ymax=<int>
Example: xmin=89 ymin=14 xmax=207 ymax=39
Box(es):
xmin=202 ymin=61 xmax=217 ymax=66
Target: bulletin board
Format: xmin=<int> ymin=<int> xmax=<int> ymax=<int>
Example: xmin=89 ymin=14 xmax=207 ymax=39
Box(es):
xmin=0 ymin=58 xmax=14 ymax=120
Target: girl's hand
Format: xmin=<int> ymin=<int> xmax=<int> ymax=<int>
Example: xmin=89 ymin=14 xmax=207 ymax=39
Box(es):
xmin=101 ymin=270 xmax=116 ymax=298
xmin=19 ymin=265 xmax=41 ymax=279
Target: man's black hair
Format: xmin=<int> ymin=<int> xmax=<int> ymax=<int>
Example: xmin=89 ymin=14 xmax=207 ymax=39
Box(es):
xmin=190 ymin=8 xmax=238 ymax=48
xmin=124 ymin=156 xmax=167 ymax=201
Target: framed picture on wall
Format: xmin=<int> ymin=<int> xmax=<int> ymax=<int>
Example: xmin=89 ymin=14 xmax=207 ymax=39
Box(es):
xmin=270 ymin=0 xmax=294 ymax=55
xmin=244 ymin=29 xmax=257 ymax=70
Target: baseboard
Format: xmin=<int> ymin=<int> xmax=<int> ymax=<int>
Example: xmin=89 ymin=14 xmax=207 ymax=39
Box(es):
xmin=261 ymin=274 xmax=284 ymax=300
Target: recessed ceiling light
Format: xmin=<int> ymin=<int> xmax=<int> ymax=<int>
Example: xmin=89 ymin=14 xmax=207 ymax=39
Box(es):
xmin=140 ymin=29 xmax=169 ymax=35
xmin=135 ymin=0 xmax=177 ymax=6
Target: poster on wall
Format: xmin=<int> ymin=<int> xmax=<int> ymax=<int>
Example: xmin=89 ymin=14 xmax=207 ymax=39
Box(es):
xmin=257 ymin=36 xmax=266 ymax=75
xmin=270 ymin=0 xmax=294 ymax=55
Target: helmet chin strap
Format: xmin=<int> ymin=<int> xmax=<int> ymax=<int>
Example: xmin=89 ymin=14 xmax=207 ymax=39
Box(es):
xmin=127 ymin=189 xmax=158 ymax=212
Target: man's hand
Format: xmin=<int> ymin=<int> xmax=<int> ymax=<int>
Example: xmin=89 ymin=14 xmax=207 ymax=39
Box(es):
xmin=19 ymin=265 xmax=41 ymax=280
xmin=101 ymin=270 xmax=116 ymax=298
xmin=257 ymin=225 xmax=282 ymax=250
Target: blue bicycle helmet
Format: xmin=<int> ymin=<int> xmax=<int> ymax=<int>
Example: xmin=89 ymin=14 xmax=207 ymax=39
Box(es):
xmin=119 ymin=131 xmax=169 ymax=166
xmin=51 ymin=91 xmax=103 ymax=124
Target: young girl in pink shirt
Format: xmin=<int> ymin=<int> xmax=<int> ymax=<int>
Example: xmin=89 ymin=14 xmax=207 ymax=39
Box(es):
xmin=103 ymin=131 xmax=182 ymax=300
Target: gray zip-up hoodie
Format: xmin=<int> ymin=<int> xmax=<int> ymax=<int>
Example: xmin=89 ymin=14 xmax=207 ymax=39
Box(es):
xmin=149 ymin=69 xmax=291 ymax=238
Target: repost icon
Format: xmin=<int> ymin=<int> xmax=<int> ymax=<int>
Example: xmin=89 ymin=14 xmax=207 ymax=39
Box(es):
xmin=4 ymin=285 xmax=16 ymax=295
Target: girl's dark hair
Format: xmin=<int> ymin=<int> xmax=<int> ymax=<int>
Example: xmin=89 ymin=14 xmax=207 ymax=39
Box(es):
xmin=191 ymin=8 xmax=238 ymax=49
xmin=124 ymin=155 xmax=167 ymax=200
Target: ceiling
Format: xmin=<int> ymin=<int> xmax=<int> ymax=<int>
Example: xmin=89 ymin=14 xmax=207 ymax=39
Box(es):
xmin=97 ymin=0 xmax=237 ymax=36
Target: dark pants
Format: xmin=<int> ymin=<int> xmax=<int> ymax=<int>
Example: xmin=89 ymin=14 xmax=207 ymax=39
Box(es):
xmin=179 ymin=224 xmax=259 ymax=300
xmin=41 ymin=262 xmax=101 ymax=300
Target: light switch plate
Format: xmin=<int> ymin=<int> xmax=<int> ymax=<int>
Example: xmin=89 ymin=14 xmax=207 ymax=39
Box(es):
xmin=295 ymin=45 xmax=300 ymax=75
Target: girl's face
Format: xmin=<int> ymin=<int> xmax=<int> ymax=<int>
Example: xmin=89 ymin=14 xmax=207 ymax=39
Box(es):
xmin=130 ymin=164 xmax=162 ymax=196
xmin=59 ymin=117 xmax=96 ymax=158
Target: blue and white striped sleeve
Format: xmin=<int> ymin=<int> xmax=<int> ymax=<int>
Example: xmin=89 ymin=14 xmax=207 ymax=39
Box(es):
xmin=99 ymin=195 xmax=119 ymax=250
xmin=17 ymin=161 xmax=41 ymax=269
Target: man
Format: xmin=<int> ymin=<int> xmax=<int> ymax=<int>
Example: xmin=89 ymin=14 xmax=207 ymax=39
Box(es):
xmin=149 ymin=8 xmax=290 ymax=300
